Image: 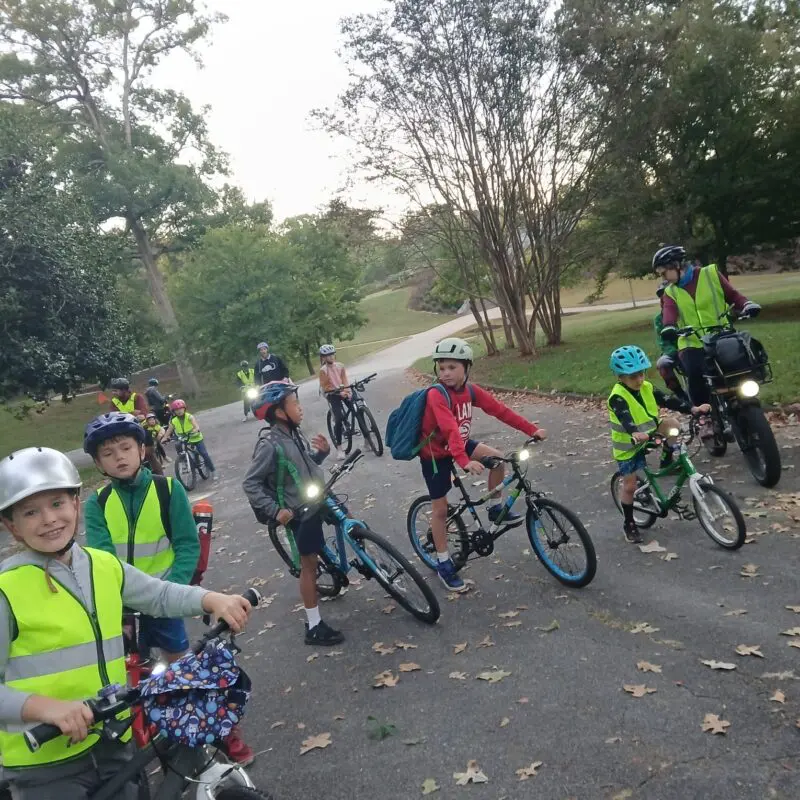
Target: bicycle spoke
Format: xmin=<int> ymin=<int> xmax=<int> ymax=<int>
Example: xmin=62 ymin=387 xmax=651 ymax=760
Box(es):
xmin=531 ymin=505 xmax=588 ymax=579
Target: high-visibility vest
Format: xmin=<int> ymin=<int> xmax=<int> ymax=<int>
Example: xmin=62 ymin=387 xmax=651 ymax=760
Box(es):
xmin=664 ymin=265 xmax=725 ymax=350
xmin=608 ymin=381 xmax=659 ymax=461
xmin=111 ymin=392 xmax=138 ymax=413
xmin=172 ymin=413 xmax=203 ymax=443
xmin=237 ymin=368 xmax=255 ymax=386
xmin=0 ymin=548 xmax=130 ymax=767
xmin=97 ymin=476 xmax=175 ymax=578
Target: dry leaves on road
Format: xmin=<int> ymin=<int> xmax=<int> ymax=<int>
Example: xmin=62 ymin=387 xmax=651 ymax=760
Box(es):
xmin=449 ymin=671 xmax=468 ymax=680
xmin=421 ymin=778 xmax=439 ymax=795
xmin=623 ymin=684 xmax=657 ymax=698
xmin=399 ymin=662 xmax=421 ymax=673
xmin=453 ymin=642 xmax=468 ymax=654
xmin=770 ymin=690 xmax=786 ymax=704
xmin=663 ymin=552 xmax=679 ymax=562
xmin=516 ymin=761 xmax=544 ymax=781
xmin=785 ymin=605 xmax=800 ymax=613
xmin=382 ymin=604 xmax=396 ymax=615
xmin=637 ymin=661 xmax=662 ymax=673
xmin=306 ymin=653 xmax=319 ymax=663
xmin=453 ymin=760 xmax=489 ymax=785
xmin=500 ymin=717 xmax=510 ymax=728
xmin=724 ymin=609 xmax=747 ymax=617
xmin=701 ymin=659 xmax=737 ymax=671
xmin=701 ymin=714 xmax=730 ymax=735
xmin=736 ymin=644 xmax=764 ymax=658
xmin=780 ymin=627 xmax=800 ymax=637
xmin=300 ymin=731 xmax=332 ymax=754
xmin=477 ymin=669 xmax=512 ymax=683
xmin=503 ymin=620 xmax=522 ymax=628
xmin=630 ymin=622 xmax=660 ymax=634
xmin=395 ymin=641 xmax=418 ymax=650
xmin=372 ymin=642 xmax=396 ymax=656
xmin=639 ymin=540 xmax=667 ymax=554
xmin=373 ymin=671 xmax=400 ymax=688
xmin=477 ymin=635 xmax=495 ymax=648
xmin=740 ymin=563 xmax=760 ymax=578
xmin=536 ymin=619 xmax=560 ymax=633
xmin=498 ymin=610 xmax=520 ymax=619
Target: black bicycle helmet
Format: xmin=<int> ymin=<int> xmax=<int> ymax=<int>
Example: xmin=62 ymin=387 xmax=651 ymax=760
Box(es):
xmin=110 ymin=377 xmax=131 ymax=390
xmin=652 ymin=245 xmax=686 ymax=273
xmin=84 ymin=412 xmax=145 ymax=456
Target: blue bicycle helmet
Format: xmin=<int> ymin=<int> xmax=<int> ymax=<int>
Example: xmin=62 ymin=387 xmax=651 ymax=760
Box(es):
xmin=610 ymin=345 xmax=651 ymax=376
xmin=84 ymin=412 xmax=146 ymax=456
xmin=252 ymin=380 xmax=298 ymax=422
xmin=148 ymin=377 xmax=159 ymax=386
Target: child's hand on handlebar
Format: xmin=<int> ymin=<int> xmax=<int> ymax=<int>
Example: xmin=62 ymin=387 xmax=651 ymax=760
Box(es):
xmin=465 ymin=460 xmax=485 ymax=476
xmin=201 ymin=592 xmax=253 ymax=633
xmin=632 ymin=432 xmax=650 ymax=444
xmin=276 ymin=508 xmax=294 ymax=526
xmin=30 ymin=697 xmax=94 ymax=744
xmin=532 ymin=428 xmax=547 ymax=441
xmin=691 ymin=404 xmax=711 ymax=415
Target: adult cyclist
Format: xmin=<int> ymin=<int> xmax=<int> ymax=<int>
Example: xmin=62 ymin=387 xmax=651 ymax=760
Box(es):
xmin=236 ymin=361 xmax=257 ymax=422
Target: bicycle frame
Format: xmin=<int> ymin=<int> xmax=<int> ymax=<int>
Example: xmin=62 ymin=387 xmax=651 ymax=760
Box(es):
xmin=122 ymin=613 xmax=153 ymax=749
xmin=314 ymin=496 xmax=384 ymax=580
xmin=447 ymin=464 xmax=527 ymax=533
xmin=638 ymin=450 xmax=695 ymax=516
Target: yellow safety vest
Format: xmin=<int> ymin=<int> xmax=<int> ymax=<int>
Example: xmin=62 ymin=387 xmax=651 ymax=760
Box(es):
xmin=608 ymin=381 xmax=659 ymax=461
xmin=0 ymin=548 xmax=130 ymax=768
xmin=664 ymin=265 xmax=726 ymax=350
xmin=172 ymin=413 xmax=203 ymax=444
xmin=97 ymin=478 xmax=175 ymax=578
xmin=237 ymin=369 xmax=255 ymax=386
xmin=111 ymin=392 xmax=138 ymax=413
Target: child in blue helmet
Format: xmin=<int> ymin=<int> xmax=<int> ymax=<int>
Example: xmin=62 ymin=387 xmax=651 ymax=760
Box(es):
xmin=608 ymin=345 xmax=709 ymax=543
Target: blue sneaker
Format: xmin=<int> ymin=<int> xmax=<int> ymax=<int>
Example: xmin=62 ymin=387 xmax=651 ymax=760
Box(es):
xmin=488 ymin=504 xmax=523 ymax=527
xmin=436 ymin=558 xmax=466 ymax=592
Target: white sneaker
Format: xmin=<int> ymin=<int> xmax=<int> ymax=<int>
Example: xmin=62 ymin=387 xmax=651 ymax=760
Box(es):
xmin=212 ymin=473 xmax=220 ymax=483
xmin=242 ymin=416 xmax=248 ymax=423
xmin=336 ymin=449 xmax=346 ymax=461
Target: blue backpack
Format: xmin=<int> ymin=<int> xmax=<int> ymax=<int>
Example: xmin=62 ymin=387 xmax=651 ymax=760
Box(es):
xmin=385 ymin=383 xmax=474 ymax=461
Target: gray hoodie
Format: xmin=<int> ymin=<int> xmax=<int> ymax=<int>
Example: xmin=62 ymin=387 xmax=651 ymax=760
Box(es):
xmin=0 ymin=545 xmax=208 ymax=730
xmin=242 ymin=423 xmax=328 ymax=522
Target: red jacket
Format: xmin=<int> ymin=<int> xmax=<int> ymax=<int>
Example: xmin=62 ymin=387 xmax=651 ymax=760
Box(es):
xmin=661 ymin=266 xmax=748 ymax=327
xmin=419 ymin=383 xmax=538 ymax=468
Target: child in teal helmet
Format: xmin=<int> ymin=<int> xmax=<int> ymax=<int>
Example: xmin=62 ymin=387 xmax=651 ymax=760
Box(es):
xmin=608 ymin=345 xmax=709 ymax=544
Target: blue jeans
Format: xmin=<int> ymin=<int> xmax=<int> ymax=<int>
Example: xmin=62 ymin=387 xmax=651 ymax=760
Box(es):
xmin=193 ymin=440 xmax=215 ymax=473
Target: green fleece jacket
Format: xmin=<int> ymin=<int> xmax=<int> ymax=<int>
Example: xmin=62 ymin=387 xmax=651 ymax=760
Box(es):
xmin=84 ymin=467 xmax=200 ymax=585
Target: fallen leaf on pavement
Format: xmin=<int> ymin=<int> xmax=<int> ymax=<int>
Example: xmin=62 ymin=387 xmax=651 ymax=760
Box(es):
xmin=399 ymin=662 xmax=421 ymax=673
xmin=394 ymin=641 xmax=418 ymax=650
xmin=663 ymin=552 xmax=679 ymax=561
xmin=403 ymin=737 xmax=426 ymax=746
xmin=785 ymin=605 xmax=800 ymax=613
xmin=736 ymin=644 xmax=764 ymax=657
xmin=382 ymin=604 xmax=396 ymax=615
xmin=453 ymin=642 xmax=468 ymax=654
xmin=297 ymin=722 xmax=306 ymax=730
xmin=790 ymin=642 xmax=800 ymax=650
xmin=605 ymin=736 xmax=622 ymax=744
xmin=333 ymin=714 xmax=345 ymax=720
xmin=503 ymin=620 xmax=522 ymax=628
xmin=701 ymin=714 xmax=730 ymax=735
xmin=300 ymin=732 xmax=332 ymax=754
xmin=701 ymin=659 xmax=737 ymax=671
xmin=536 ymin=619 xmax=560 ymax=633
xmin=453 ymin=760 xmax=489 ymax=785
xmin=740 ymin=563 xmax=760 ymax=578
xmin=421 ymin=778 xmax=439 ymax=795
xmin=372 ymin=642 xmax=396 ymax=656
xmin=639 ymin=540 xmax=667 ymax=554
xmin=500 ymin=717 xmax=510 ymax=727
xmin=637 ymin=661 xmax=662 ymax=673
xmin=498 ymin=611 xmax=519 ymax=619
xmin=477 ymin=669 xmax=512 ymax=683
xmin=449 ymin=671 xmax=468 ymax=680
xmin=518 ymin=697 xmax=529 ymax=704
xmin=516 ymin=761 xmax=543 ymax=781
xmin=477 ymin=635 xmax=495 ymax=648
xmin=724 ymin=609 xmax=748 ymax=616
xmin=623 ymin=684 xmax=657 ymax=698
xmin=780 ymin=627 xmax=800 ymax=637
xmin=306 ymin=653 xmax=319 ymax=662
xmin=270 ymin=720 xmax=286 ymax=729
xmin=373 ymin=671 xmax=399 ymax=688
xmin=770 ymin=690 xmax=786 ymax=704
xmin=630 ymin=622 xmax=660 ymax=634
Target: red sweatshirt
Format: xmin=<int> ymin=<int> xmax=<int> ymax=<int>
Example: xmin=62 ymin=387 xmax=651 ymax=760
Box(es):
xmin=661 ymin=266 xmax=749 ymax=327
xmin=419 ymin=383 xmax=539 ymax=468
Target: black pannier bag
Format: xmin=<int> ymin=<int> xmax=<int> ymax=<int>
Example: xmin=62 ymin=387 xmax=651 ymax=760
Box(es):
xmin=705 ymin=331 xmax=769 ymax=381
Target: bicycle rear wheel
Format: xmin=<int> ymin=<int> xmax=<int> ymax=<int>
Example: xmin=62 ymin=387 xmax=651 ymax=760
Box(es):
xmin=175 ymin=453 xmax=196 ymax=491
xmin=691 ymin=481 xmax=746 ymax=549
xmin=341 ymin=411 xmax=354 ymax=455
xmin=609 ymin=472 xmax=658 ymax=528
xmin=351 ymin=525 xmax=440 ymax=623
xmin=406 ymin=496 xmax=469 ymax=571
xmin=267 ymin=524 xmax=343 ymax=597
xmin=526 ymin=497 xmax=596 ymax=587
xmin=357 ymin=407 xmax=384 ymax=456
xmin=196 ymin=452 xmax=209 ymax=480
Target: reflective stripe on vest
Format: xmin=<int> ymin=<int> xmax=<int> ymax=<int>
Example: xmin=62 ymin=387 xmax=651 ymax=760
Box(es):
xmin=237 ymin=369 xmax=255 ymax=386
xmin=99 ymin=479 xmax=175 ymax=577
xmin=111 ymin=392 xmax=137 ymax=413
xmin=0 ymin=548 xmax=130 ymax=767
xmin=608 ymin=381 xmax=659 ymax=461
xmin=172 ymin=413 xmax=203 ymax=443
xmin=664 ymin=265 xmax=725 ymax=350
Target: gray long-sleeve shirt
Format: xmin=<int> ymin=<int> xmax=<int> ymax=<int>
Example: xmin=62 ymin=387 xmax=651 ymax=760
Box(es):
xmin=0 ymin=545 xmax=208 ymax=729
xmin=242 ymin=423 xmax=327 ymax=522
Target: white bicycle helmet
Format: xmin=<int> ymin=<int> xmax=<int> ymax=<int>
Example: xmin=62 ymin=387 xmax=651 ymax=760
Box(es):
xmin=319 ymin=344 xmax=336 ymax=356
xmin=432 ymin=337 xmax=473 ymax=363
xmin=0 ymin=448 xmax=82 ymax=512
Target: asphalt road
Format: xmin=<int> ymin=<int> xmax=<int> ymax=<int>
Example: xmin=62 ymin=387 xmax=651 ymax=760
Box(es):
xmin=115 ymin=367 xmax=800 ymax=800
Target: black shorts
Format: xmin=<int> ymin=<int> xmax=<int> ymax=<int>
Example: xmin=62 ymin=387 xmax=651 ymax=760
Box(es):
xmin=420 ymin=439 xmax=479 ymax=500
xmin=288 ymin=513 xmax=325 ymax=556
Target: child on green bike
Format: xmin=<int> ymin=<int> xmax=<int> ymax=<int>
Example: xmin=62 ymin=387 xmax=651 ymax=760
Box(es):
xmin=243 ymin=380 xmax=344 ymax=647
xmin=608 ymin=345 xmax=709 ymax=544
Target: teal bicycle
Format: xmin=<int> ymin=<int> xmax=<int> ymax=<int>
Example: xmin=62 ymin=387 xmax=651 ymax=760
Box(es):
xmin=610 ymin=427 xmax=746 ymax=549
xmin=268 ymin=450 xmax=440 ymax=624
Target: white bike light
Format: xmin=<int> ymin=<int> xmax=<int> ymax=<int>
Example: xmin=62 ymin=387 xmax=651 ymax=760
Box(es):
xmin=739 ymin=380 xmax=759 ymax=398
xmin=246 ymin=387 xmax=259 ymax=400
xmin=517 ymin=448 xmax=531 ymax=462
xmin=305 ymin=483 xmax=321 ymax=500
xmin=667 ymin=428 xmax=680 ymax=438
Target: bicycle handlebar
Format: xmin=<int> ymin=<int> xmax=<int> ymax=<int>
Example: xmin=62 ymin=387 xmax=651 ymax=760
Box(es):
xmin=24 ymin=589 xmax=262 ymax=752
xmin=293 ymin=449 xmax=363 ymax=520
xmin=324 ymin=373 xmax=377 ymax=396
xmin=476 ymin=437 xmax=540 ymax=470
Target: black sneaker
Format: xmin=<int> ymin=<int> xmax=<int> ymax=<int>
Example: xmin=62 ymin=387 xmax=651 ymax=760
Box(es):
xmin=623 ymin=522 xmax=643 ymax=544
xmin=488 ymin=504 xmax=523 ymax=528
xmin=305 ymin=620 xmax=345 ymax=646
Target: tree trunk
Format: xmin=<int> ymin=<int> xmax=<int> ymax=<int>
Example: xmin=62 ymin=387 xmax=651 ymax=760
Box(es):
xmin=467 ymin=297 xmax=496 ymax=355
xmin=303 ymin=344 xmax=315 ymax=376
xmin=478 ymin=296 xmax=497 ymax=354
xmin=500 ymin=309 xmax=515 ymax=349
xmin=536 ymin=280 xmax=563 ymax=346
xmin=129 ymin=216 xmax=201 ymax=396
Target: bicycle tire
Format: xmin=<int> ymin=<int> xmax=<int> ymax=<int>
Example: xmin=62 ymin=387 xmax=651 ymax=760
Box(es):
xmin=609 ymin=472 xmax=658 ymax=529
xmin=326 ymin=409 xmax=338 ymax=446
xmin=137 ymin=769 xmax=150 ymax=800
xmin=703 ymin=402 xmax=728 ymax=457
xmin=341 ymin=410 xmax=354 ymax=455
xmin=406 ymin=495 xmax=469 ymax=571
xmin=216 ymin=788 xmax=274 ymax=799
xmin=526 ymin=497 xmax=596 ymax=587
xmin=735 ymin=404 xmax=781 ymax=488
xmin=267 ymin=523 xmax=342 ymax=597
xmin=196 ymin=451 xmax=209 ymax=480
xmin=175 ymin=453 xmax=196 ymax=492
xmin=691 ymin=481 xmax=746 ymax=550
xmin=351 ymin=525 xmax=440 ymax=623
xmin=357 ymin=407 xmax=384 ymax=456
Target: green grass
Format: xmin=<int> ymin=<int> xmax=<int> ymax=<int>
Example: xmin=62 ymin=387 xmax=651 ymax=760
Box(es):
xmin=415 ymin=279 xmax=800 ymax=406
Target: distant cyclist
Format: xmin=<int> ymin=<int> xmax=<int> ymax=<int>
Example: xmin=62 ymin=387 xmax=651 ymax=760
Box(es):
xmin=254 ymin=342 xmax=289 ymax=385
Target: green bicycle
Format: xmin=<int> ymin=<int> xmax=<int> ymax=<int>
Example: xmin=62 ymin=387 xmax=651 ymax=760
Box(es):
xmin=610 ymin=426 xmax=746 ymax=549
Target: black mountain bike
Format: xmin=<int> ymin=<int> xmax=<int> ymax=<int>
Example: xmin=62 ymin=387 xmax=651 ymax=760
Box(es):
xmin=325 ymin=373 xmax=383 ymax=456
xmin=171 ymin=434 xmax=208 ymax=492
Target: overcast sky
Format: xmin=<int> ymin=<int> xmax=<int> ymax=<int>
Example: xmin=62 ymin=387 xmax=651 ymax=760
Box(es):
xmin=159 ymin=0 xmax=393 ymax=223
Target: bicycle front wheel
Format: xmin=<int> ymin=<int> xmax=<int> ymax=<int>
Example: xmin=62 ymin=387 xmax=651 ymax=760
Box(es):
xmin=341 ymin=411 xmax=354 ymax=455
xmin=196 ymin=452 xmax=209 ymax=480
xmin=357 ymin=407 xmax=384 ymax=456
xmin=609 ymin=472 xmax=658 ymax=529
xmin=691 ymin=481 xmax=746 ymax=550
xmin=267 ymin=524 xmax=343 ymax=597
xmin=526 ymin=498 xmax=596 ymax=587
xmin=351 ymin=526 xmax=440 ymax=623
xmin=406 ymin=496 xmax=469 ymax=571
xmin=175 ymin=453 xmax=196 ymax=491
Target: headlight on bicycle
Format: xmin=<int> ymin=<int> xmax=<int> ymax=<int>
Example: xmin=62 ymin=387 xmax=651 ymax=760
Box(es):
xmin=305 ymin=483 xmax=321 ymax=500
xmin=246 ymin=387 xmax=259 ymax=400
xmin=516 ymin=448 xmax=531 ymax=462
xmin=667 ymin=428 xmax=680 ymax=438
xmin=738 ymin=380 xmax=759 ymax=398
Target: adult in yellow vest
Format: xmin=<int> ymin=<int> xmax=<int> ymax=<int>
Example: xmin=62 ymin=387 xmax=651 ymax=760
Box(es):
xmin=164 ymin=399 xmax=219 ymax=483
xmin=108 ymin=379 xmax=163 ymax=474
xmin=0 ymin=447 xmax=251 ymax=797
xmin=236 ymin=360 xmax=257 ymax=422
xmin=652 ymin=246 xmax=760 ymax=437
